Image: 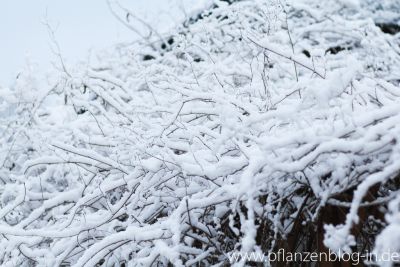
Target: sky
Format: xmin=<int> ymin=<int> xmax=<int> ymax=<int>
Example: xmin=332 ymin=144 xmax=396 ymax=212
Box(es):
xmin=0 ymin=0 xmax=202 ymax=87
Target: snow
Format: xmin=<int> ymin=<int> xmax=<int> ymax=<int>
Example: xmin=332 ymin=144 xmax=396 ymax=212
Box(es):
xmin=1 ymin=0 xmax=400 ymax=266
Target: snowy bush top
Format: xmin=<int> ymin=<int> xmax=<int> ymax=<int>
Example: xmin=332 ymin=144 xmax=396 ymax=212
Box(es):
xmin=0 ymin=0 xmax=400 ymax=266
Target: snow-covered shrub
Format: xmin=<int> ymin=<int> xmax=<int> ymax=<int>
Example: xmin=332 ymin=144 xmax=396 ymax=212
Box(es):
xmin=0 ymin=0 xmax=400 ymax=266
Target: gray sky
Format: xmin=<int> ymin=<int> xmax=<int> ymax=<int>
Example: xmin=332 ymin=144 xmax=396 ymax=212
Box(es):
xmin=0 ymin=0 xmax=202 ymax=87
